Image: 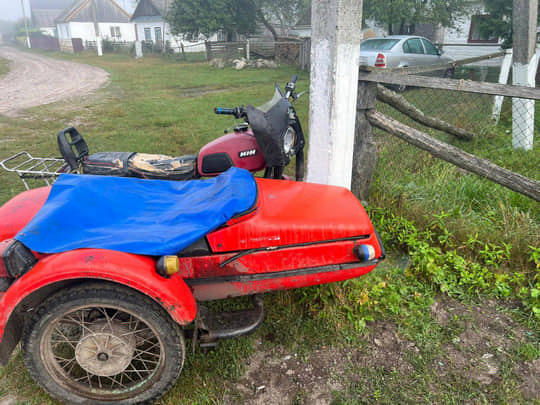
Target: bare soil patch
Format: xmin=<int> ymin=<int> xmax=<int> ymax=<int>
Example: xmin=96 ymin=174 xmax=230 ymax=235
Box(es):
xmin=230 ymin=297 xmax=539 ymax=404
xmin=431 ymin=297 xmax=539 ymax=400
xmin=0 ymin=47 xmax=108 ymax=117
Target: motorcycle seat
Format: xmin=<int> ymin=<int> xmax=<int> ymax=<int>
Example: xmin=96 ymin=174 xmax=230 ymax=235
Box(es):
xmin=82 ymin=152 xmax=197 ymax=181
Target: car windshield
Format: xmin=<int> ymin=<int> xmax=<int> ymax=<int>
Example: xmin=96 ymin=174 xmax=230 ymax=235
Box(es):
xmin=361 ymin=38 xmax=399 ymax=51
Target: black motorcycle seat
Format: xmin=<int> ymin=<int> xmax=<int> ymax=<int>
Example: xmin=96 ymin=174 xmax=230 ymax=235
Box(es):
xmin=82 ymin=152 xmax=197 ymax=180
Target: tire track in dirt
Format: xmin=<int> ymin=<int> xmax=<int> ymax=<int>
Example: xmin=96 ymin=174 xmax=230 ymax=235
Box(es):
xmin=0 ymin=46 xmax=109 ymax=117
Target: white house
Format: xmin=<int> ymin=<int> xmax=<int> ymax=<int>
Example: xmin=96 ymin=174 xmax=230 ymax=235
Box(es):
xmin=130 ymin=0 xmax=223 ymax=53
xmin=56 ymin=0 xmax=136 ymax=52
xmin=291 ymin=2 xmax=503 ymax=62
xmin=438 ymin=1 xmax=504 ymax=64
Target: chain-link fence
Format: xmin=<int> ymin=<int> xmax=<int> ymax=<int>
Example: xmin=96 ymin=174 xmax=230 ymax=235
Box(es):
xmin=357 ymin=53 xmax=540 ymax=253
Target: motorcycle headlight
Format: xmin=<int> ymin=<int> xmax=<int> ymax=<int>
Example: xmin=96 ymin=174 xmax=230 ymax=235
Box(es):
xmin=283 ymin=127 xmax=296 ymax=156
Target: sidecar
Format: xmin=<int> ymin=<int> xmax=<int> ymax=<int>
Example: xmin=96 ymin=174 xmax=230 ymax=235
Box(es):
xmin=0 ymin=168 xmax=384 ymax=404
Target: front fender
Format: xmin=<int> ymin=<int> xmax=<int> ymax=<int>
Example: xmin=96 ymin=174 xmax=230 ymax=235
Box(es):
xmin=0 ymin=249 xmax=197 ymax=362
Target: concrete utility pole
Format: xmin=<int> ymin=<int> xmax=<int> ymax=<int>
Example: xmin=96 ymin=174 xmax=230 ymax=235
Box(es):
xmin=91 ymin=0 xmax=103 ymax=56
xmin=512 ymin=0 xmax=538 ymax=150
xmin=20 ymin=0 xmax=31 ymax=49
xmin=307 ymin=0 xmax=362 ymax=189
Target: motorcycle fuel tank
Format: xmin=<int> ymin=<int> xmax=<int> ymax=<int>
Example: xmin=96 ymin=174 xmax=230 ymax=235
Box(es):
xmin=198 ymin=130 xmax=266 ymax=176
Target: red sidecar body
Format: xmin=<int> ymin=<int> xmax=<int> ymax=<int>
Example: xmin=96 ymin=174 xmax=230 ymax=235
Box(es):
xmin=0 ymin=171 xmax=383 ymax=404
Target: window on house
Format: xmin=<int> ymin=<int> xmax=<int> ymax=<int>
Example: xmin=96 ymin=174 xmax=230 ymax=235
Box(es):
xmin=110 ymin=26 xmax=121 ymax=39
xmin=468 ymin=15 xmax=498 ymax=43
xmin=144 ymin=27 xmax=152 ymax=41
xmin=217 ymin=29 xmax=225 ymax=42
xmin=155 ymin=27 xmax=162 ymax=42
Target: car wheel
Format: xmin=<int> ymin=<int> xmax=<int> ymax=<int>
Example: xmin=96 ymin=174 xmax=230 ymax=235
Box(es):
xmin=22 ymin=283 xmax=185 ymax=404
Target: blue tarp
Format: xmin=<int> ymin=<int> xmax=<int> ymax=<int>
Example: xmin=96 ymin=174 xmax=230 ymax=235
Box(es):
xmin=16 ymin=168 xmax=257 ymax=256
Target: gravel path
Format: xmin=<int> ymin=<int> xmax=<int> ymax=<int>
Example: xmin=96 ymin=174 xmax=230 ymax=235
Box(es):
xmin=0 ymin=47 xmax=109 ymax=117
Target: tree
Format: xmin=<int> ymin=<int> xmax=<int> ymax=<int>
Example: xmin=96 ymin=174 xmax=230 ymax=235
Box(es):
xmin=167 ymin=0 xmax=257 ymax=40
xmin=363 ymin=0 xmax=469 ymax=35
xmin=476 ymin=0 xmax=513 ymax=46
xmin=255 ymin=0 xmax=310 ymax=38
xmin=167 ymin=0 xmax=310 ymax=40
xmin=476 ymin=0 xmax=540 ymax=47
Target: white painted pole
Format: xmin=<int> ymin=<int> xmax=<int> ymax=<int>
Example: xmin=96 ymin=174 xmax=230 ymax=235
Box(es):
xmin=307 ymin=0 xmax=362 ymax=189
xmin=512 ymin=0 xmax=537 ymax=150
xmin=20 ymin=0 xmax=31 ymax=49
xmin=91 ymin=0 xmax=103 ymax=56
xmin=492 ymin=50 xmax=512 ymax=124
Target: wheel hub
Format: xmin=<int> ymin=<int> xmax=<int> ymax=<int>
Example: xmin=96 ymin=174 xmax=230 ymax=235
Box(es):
xmin=75 ymin=320 xmax=135 ymax=376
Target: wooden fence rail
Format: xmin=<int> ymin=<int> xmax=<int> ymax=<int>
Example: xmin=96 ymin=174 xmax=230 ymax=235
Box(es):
xmin=355 ymin=50 xmax=539 ymax=201
xmin=358 ymin=70 xmax=540 ymax=100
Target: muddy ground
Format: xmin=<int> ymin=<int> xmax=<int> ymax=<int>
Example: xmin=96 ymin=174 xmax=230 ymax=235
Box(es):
xmin=227 ymin=298 xmax=539 ymax=404
xmin=0 ymin=46 xmax=108 ymax=117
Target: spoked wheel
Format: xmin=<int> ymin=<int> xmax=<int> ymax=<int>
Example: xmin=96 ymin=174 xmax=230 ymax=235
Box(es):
xmin=22 ymin=284 xmax=185 ymax=404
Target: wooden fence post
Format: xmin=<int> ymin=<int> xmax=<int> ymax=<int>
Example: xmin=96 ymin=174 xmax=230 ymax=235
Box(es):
xmin=205 ymin=41 xmax=212 ymax=61
xmin=180 ymin=42 xmax=186 ymax=61
xmin=352 ymin=81 xmax=377 ymax=201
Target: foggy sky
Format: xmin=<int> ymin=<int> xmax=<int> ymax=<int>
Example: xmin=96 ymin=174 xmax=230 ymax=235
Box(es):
xmin=0 ymin=0 xmax=31 ymax=22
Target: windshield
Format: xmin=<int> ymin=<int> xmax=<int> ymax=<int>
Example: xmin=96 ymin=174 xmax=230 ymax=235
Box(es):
xmin=361 ymin=38 xmax=399 ymax=51
xmin=256 ymin=87 xmax=283 ymax=113
xmin=246 ymin=87 xmax=291 ymax=167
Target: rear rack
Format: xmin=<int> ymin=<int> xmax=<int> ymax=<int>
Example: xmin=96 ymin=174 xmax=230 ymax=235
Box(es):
xmin=0 ymin=151 xmax=74 ymax=190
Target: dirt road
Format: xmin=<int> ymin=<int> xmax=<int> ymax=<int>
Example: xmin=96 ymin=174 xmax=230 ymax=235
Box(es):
xmin=0 ymin=47 xmax=109 ymax=117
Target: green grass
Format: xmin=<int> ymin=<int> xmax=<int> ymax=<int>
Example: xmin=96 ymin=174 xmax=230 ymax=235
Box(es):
xmin=0 ymin=52 xmax=309 ymax=204
xmin=373 ymin=86 xmax=539 ymax=269
xmin=0 ymin=50 xmax=538 ymax=404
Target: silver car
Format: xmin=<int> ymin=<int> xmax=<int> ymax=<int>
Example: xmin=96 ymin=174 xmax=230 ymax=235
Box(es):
xmin=360 ymin=35 xmax=454 ymax=77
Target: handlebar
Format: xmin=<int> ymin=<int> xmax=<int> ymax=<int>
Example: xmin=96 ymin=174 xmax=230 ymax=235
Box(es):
xmin=285 ymin=75 xmax=297 ymax=99
xmin=214 ymin=106 xmax=246 ymax=119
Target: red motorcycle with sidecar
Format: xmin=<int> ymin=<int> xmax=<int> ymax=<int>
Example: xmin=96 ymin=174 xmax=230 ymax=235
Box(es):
xmin=0 ymin=77 xmax=384 ymax=404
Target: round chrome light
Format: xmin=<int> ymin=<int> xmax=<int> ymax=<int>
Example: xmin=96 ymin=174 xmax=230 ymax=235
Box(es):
xmin=283 ymin=127 xmax=296 ymax=156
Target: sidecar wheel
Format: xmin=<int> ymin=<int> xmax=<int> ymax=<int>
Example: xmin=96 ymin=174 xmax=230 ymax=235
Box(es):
xmin=22 ymin=284 xmax=185 ymax=404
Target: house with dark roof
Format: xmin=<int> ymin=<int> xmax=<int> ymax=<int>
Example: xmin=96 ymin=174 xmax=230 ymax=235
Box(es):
xmin=29 ymin=0 xmax=73 ymax=36
xmin=131 ymin=0 xmax=223 ymax=52
xmin=56 ymin=0 xmax=135 ymax=51
xmin=32 ymin=9 xmax=62 ymax=36
xmin=131 ymin=0 xmax=171 ymax=45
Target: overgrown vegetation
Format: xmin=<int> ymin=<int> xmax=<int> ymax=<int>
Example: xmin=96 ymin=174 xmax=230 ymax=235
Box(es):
xmin=0 ymin=50 xmax=538 ymax=403
xmin=374 ymin=86 xmax=539 ymax=272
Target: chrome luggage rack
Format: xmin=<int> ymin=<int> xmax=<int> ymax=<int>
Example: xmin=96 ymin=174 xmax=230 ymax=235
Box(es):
xmin=0 ymin=151 xmax=75 ymax=190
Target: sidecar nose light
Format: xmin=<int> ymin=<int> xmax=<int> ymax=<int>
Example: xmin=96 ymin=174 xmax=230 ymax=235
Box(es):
xmin=354 ymin=244 xmax=376 ymax=262
xmin=156 ymin=255 xmax=179 ymax=277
